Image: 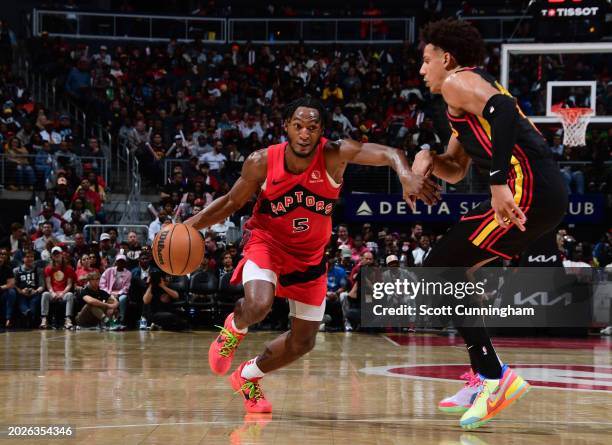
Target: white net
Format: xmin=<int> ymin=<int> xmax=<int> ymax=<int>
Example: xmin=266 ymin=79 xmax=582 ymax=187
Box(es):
xmin=552 ymin=107 xmax=593 ymax=147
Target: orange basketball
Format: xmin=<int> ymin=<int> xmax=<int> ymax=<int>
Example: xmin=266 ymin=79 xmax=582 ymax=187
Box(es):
xmin=152 ymin=223 xmax=205 ymax=276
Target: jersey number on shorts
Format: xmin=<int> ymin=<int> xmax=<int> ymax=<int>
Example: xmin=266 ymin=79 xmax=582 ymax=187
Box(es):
xmin=292 ymin=217 xmax=310 ymax=233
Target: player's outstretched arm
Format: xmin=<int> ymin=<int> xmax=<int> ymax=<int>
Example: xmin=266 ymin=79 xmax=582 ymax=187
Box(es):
xmin=412 ymin=135 xmax=471 ymax=184
xmin=184 ymin=150 xmax=266 ymax=230
xmin=329 ymin=138 xmax=441 ymax=208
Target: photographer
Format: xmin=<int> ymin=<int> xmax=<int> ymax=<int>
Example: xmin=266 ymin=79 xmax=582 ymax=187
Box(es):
xmin=142 ymin=270 xmax=189 ymax=331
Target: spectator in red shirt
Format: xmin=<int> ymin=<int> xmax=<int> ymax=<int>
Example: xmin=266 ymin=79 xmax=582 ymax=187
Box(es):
xmin=72 ymin=178 xmax=102 ymax=213
xmin=40 ymin=246 xmax=76 ymax=329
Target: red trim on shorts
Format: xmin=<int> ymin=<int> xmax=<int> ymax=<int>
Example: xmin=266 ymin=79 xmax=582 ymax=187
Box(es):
xmin=468 ymin=213 xmax=496 ymax=241
xmin=461 ymin=208 xmax=494 ymax=221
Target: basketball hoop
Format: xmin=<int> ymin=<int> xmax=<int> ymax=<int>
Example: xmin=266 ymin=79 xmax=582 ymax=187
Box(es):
xmin=551 ymin=106 xmax=593 ymax=147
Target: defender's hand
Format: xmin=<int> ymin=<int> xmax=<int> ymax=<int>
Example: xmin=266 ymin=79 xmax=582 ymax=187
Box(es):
xmin=400 ymin=171 xmax=441 ymax=210
xmin=412 ymin=150 xmax=434 ymax=177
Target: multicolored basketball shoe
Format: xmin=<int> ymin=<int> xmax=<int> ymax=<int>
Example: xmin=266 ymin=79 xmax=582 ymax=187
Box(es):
xmin=438 ymin=370 xmax=481 ymax=414
xmin=208 ymin=313 xmax=246 ymax=375
xmin=229 ymin=361 xmax=273 ymax=414
xmin=460 ymin=365 xmax=531 ymax=430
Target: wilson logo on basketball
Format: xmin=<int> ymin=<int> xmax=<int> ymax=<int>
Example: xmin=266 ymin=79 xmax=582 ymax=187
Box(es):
xmin=156 ymin=230 xmax=168 ymax=265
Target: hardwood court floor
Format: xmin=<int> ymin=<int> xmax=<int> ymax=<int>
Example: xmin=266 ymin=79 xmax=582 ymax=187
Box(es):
xmin=0 ymin=330 xmax=610 ymax=445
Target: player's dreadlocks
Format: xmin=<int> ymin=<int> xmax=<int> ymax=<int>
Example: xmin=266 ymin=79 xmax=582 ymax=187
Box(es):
xmin=420 ymin=18 xmax=486 ymax=68
xmin=283 ymin=96 xmax=329 ymax=126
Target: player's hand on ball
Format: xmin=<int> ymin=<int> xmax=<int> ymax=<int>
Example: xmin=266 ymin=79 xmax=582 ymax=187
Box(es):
xmin=490 ymin=184 xmax=526 ymax=231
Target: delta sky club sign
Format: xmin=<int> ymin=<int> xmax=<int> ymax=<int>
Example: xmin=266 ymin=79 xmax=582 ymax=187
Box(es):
xmin=345 ymin=193 xmax=605 ymax=223
xmin=359 ymin=364 xmax=612 ymax=392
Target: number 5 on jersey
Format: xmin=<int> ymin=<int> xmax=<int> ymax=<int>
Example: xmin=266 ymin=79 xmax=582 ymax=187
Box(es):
xmin=292 ymin=217 xmax=310 ymax=233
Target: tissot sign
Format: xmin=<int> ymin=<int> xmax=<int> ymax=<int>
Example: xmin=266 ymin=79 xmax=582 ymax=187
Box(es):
xmin=538 ymin=0 xmax=603 ymax=18
xmin=345 ymin=193 xmax=604 ymax=223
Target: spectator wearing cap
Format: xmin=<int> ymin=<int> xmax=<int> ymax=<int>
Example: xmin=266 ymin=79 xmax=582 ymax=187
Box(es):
xmin=0 ymin=248 xmax=16 ymax=328
xmin=324 ymin=251 xmax=348 ymax=329
xmin=40 ymin=246 xmax=75 ymax=329
xmin=75 ymin=271 xmax=119 ymax=329
xmin=382 ymin=254 xmax=417 ymax=325
xmin=339 ymin=245 xmax=354 ymax=271
xmin=58 ymin=114 xmax=72 ymax=141
xmin=166 ymin=134 xmax=192 ymax=159
xmin=54 ymin=175 xmax=73 ymax=212
xmin=99 ymin=254 xmax=131 ymax=328
xmin=98 ymin=233 xmax=117 ymax=269
xmin=92 ymin=45 xmax=111 ymax=66
xmin=412 ymin=235 xmax=432 ymax=266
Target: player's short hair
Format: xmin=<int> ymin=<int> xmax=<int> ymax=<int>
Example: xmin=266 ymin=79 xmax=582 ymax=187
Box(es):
xmin=283 ymin=96 xmax=328 ymax=126
xmin=420 ymin=18 xmax=485 ymax=67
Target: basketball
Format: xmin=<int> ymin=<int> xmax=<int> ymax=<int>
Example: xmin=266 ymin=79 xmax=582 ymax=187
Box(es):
xmin=152 ymin=223 xmax=205 ymax=276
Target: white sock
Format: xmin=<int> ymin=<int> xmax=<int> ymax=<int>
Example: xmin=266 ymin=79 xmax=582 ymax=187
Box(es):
xmin=231 ymin=317 xmax=248 ymax=334
xmin=241 ymin=357 xmax=265 ymax=380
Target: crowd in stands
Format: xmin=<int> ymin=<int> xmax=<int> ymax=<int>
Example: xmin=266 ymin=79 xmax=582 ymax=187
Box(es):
xmin=26 ymin=24 xmax=611 ymax=201
xmin=2 ymin=206 xmax=612 ymax=332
